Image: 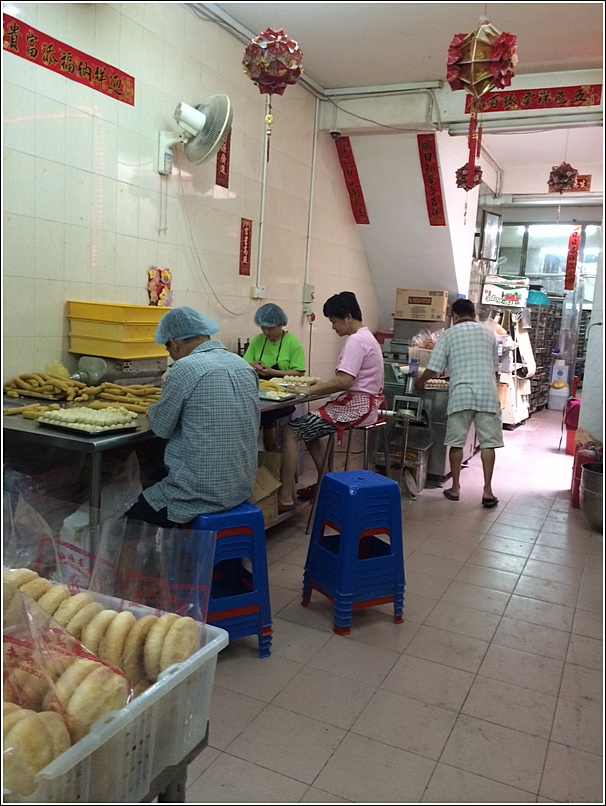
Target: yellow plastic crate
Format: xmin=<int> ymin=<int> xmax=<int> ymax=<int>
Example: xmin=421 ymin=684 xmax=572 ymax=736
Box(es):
xmin=69 ymin=335 xmax=169 ymax=359
xmin=67 ymin=301 xmax=171 ymax=324
xmin=69 ymin=319 xmax=159 ymax=341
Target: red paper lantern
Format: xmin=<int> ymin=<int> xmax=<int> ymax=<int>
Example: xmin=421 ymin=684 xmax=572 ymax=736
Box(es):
xmin=242 ymin=28 xmax=303 ymax=97
xmin=455 ymin=163 xmax=483 ymax=192
xmin=447 ymin=19 xmax=517 ymax=188
xmin=548 ymin=161 xmax=579 ymax=194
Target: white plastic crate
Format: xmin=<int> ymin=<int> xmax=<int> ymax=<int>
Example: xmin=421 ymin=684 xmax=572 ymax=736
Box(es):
xmin=4 ymin=598 xmax=229 ymax=804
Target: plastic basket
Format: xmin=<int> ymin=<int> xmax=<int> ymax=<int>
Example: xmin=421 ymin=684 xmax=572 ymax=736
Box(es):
xmin=407 ymin=346 xmax=434 ymax=364
xmin=67 ymin=302 xmax=171 ymax=324
xmin=3 ymin=597 xmax=229 ymax=804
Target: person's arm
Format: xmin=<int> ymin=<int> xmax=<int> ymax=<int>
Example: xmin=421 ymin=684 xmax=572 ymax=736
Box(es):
xmin=309 ymin=371 xmax=354 ymax=396
xmin=147 ymin=367 xmax=186 ymax=438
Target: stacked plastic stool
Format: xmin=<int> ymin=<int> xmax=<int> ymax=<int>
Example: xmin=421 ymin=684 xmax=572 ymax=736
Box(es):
xmin=302 ymin=470 xmax=405 ymax=635
xmin=191 ymin=501 xmax=273 ymax=657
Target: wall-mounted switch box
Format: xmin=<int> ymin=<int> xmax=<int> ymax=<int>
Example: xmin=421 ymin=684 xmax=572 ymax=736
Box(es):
xmin=302 ymin=283 xmax=315 ymax=303
xmin=251 ymin=286 xmax=267 ymax=299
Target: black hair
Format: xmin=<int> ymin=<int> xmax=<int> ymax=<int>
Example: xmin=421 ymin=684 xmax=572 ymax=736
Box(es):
xmin=323 ymin=291 xmax=363 ymax=321
xmin=451 ymin=298 xmax=476 ymax=318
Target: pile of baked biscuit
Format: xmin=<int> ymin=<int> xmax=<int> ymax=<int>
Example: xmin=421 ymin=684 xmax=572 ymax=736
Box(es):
xmin=3 ymin=566 xmax=201 ymax=796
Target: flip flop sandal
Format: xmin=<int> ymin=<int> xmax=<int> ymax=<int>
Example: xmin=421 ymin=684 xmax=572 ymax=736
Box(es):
xmin=482 ymin=496 xmax=499 ymax=508
xmin=296 ymin=484 xmax=317 ymax=501
xmin=277 ymin=501 xmax=296 ymax=515
xmin=443 ymin=489 xmax=460 ymax=501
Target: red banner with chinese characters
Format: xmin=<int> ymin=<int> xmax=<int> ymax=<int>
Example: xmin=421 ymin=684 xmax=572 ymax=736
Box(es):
xmin=3 ymin=13 xmax=135 ymax=105
xmin=417 ymin=134 xmax=446 ymax=227
xmin=465 ymin=84 xmax=602 ymax=114
xmin=564 ymin=226 xmax=582 ymax=291
xmin=549 ymin=174 xmax=592 ymax=193
xmin=239 ymin=219 xmax=253 ymax=276
xmin=215 ymin=131 xmax=231 ymax=189
xmin=335 ymin=136 xmax=370 ymax=224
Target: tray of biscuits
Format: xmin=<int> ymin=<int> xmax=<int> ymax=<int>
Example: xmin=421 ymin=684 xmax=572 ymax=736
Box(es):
xmin=3 ymin=568 xmax=229 ymax=803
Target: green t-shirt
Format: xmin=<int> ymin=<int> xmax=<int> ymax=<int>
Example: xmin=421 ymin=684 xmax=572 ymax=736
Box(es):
xmin=243 ymin=331 xmax=306 ymax=372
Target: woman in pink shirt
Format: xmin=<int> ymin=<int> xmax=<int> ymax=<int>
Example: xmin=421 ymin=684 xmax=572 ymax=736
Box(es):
xmin=278 ymin=292 xmax=384 ymax=512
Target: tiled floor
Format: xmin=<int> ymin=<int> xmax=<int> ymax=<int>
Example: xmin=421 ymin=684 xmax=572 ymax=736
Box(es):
xmin=186 ymin=409 xmax=603 ymax=804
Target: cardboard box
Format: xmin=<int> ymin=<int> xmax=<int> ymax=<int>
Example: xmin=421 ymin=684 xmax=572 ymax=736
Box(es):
xmin=482 ymin=283 xmax=529 ymax=308
xmin=248 ymin=452 xmax=282 ymax=528
xmin=394 ymin=288 xmax=448 ymax=321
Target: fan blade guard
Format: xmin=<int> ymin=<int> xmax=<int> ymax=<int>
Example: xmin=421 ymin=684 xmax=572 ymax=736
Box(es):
xmin=184 ymin=94 xmax=233 ymax=164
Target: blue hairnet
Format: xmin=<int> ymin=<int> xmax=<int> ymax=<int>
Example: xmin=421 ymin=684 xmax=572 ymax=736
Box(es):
xmin=254 ymin=303 xmax=288 ymax=327
xmin=155 ymin=306 xmax=219 ymax=343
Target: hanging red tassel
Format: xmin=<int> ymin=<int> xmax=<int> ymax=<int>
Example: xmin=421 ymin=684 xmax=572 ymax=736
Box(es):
xmin=467 ymin=112 xmax=477 ymax=187
xmin=476 ymin=121 xmax=483 ymax=157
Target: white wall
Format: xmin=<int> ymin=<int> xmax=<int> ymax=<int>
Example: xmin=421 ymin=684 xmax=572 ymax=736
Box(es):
xmin=2 ymin=2 xmax=377 ymax=382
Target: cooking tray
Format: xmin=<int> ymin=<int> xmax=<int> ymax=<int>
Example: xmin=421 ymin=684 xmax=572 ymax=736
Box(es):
xmin=37 ymin=421 xmax=140 ymax=437
xmin=258 ymin=391 xmax=297 ymax=401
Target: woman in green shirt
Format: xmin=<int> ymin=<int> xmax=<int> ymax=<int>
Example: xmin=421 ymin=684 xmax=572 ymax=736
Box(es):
xmin=244 ymin=303 xmax=306 ymax=451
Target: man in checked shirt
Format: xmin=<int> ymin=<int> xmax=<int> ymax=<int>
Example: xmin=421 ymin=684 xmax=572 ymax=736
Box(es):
xmin=124 ymin=306 xmax=260 ymax=526
xmin=415 ymin=298 xmax=503 ymax=508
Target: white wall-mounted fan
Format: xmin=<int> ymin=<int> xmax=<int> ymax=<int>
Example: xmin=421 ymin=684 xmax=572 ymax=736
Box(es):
xmin=158 ymin=94 xmax=233 ymax=175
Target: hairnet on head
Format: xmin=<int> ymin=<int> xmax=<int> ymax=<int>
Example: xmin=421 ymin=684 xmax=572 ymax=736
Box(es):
xmin=155 ymin=306 xmax=219 ymax=343
xmin=254 ymin=303 xmax=287 ymax=328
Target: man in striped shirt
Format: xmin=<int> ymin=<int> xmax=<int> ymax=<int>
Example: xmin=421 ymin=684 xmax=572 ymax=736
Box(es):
xmin=125 ymin=306 xmax=260 ymax=526
xmin=415 ymin=298 xmax=503 ymax=508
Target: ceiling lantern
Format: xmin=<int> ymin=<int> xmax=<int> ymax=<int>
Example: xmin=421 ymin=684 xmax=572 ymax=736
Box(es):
xmin=455 ymin=163 xmax=483 ymax=192
xmin=548 ymin=161 xmax=579 ymax=194
xmin=447 ymin=18 xmax=518 ymax=189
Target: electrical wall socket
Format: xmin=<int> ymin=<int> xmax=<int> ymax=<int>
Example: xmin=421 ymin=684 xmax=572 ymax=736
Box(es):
xmin=302 ymin=283 xmax=315 ymax=303
xmin=251 ymin=286 xmax=267 ymax=299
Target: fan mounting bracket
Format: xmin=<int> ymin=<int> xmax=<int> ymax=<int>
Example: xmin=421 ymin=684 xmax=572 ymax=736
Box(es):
xmin=157 ymin=130 xmax=189 ymax=175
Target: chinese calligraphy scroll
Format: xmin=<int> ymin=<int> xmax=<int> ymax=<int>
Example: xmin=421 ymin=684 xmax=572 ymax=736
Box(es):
xmin=216 ymin=131 xmax=231 ymax=189
xmin=239 ymin=219 xmax=253 ymax=276
xmin=334 ymin=136 xmax=370 ymax=225
xmin=417 ymin=134 xmax=446 ymax=227
xmin=465 ymin=84 xmax=602 ymax=114
xmin=564 ymin=226 xmax=582 ymax=291
xmin=3 ymin=13 xmax=135 ymax=105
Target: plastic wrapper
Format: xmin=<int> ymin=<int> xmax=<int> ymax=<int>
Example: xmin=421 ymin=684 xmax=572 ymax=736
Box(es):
xmin=410 ymin=328 xmax=443 ymax=349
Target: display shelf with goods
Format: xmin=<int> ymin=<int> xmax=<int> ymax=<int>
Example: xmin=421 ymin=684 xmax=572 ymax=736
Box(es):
xmin=527 ymin=302 xmax=562 ymax=414
xmin=573 ymin=309 xmax=591 ymax=388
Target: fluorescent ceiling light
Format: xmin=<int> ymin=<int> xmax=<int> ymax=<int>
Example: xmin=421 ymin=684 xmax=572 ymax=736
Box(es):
xmin=482 ymin=193 xmax=603 ymax=207
xmin=448 ymin=113 xmax=603 ymax=135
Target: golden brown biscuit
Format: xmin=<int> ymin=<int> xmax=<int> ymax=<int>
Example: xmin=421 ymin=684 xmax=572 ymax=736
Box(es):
xmin=81 ymin=609 xmax=117 ymax=657
xmin=132 ymin=680 xmax=152 ymax=697
xmin=37 ymin=584 xmax=71 ymax=616
xmin=3 ymin=568 xmax=38 ymax=588
xmin=3 ymin=666 xmax=51 ymax=711
xmin=3 ymin=706 xmax=34 ymax=739
xmin=64 ymin=601 xmax=104 ymax=640
xmin=53 ymin=592 xmax=94 ymax=628
xmin=66 ymin=665 xmax=129 ymax=742
xmin=143 ymin=612 xmax=179 ymax=682
xmin=3 ymin=710 xmax=71 ymax=796
xmin=42 ymin=658 xmax=100 ymax=713
xmin=98 ymin=610 xmax=136 ymax=668
xmin=159 ymin=616 xmax=200 ymax=672
xmin=18 ymin=577 xmax=52 ymax=601
xmin=3 ymin=702 xmax=21 ymax=717
xmin=122 ymin=614 xmax=158 ymax=685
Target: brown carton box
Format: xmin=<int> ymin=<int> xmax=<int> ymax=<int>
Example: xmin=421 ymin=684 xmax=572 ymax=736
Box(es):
xmin=248 ymin=452 xmax=282 ymax=528
xmin=394 ymin=288 xmax=448 ymax=321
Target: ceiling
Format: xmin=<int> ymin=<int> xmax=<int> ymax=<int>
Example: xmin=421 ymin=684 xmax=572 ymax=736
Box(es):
xmin=199 ymin=2 xmax=604 ymax=189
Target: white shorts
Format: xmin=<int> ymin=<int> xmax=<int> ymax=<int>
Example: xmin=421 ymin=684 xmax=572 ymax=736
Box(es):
xmin=445 ymin=410 xmax=504 ymax=449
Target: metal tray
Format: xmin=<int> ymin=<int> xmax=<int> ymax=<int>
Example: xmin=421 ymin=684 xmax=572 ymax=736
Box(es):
xmin=258 ymin=391 xmax=297 ymax=401
xmin=37 ymin=421 xmax=140 ymax=436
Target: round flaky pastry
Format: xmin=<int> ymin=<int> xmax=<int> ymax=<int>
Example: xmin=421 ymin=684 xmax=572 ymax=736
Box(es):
xmin=122 ymin=615 xmax=158 ymax=686
xmin=159 ymin=616 xmax=200 ymax=672
xmin=53 ymin=592 xmax=94 ymax=628
xmin=3 ymin=709 xmax=71 ymax=796
xmin=37 ymin=585 xmax=72 ymax=616
xmin=65 ymin=664 xmax=129 ymax=742
xmin=42 ymin=658 xmax=101 ymax=713
xmin=143 ymin=613 xmax=180 ymax=682
xmin=65 ymin=601 xmax=104 ymax=641
xmin=98 ymin=610 xmax=136 ymax=668
xmin=18 ymin=577 xmax=52 ymax=601
xmin=81 ymin=609 xmax=117 ymax=657
xmin=3 ymin=568 xmax=38 ymax=588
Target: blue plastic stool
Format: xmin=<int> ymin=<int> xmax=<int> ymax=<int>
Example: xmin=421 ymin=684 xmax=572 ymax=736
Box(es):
xmin=192 ymin=501 xmax=273 ymax=657
xmin=302 ymin=471 xmax=405 ymax=635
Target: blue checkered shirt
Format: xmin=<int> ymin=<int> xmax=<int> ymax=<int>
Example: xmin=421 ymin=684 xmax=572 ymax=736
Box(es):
xmin=144 ymin=340 xmax=260 ymax=522
xmin=426 ymin=322 xmax=500 ymax=415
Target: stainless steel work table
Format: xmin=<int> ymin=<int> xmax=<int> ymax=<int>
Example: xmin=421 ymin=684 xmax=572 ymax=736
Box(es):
xmin=3 ymin=391 xmax=328 ymax=529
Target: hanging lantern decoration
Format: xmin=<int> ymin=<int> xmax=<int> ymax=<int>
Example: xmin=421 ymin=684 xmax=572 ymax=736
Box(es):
xmin=548 ymin=161 xmax=579 ymax=194
xmin=447 ymin=19 xmax=518 ymax=188
xmin=455 ymin=163 xmax=483 ymax=192
xmin=242 ymin=27 xmax=303 ymax=97
xmin=242 ymin=28 xmax=303 ymax=156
